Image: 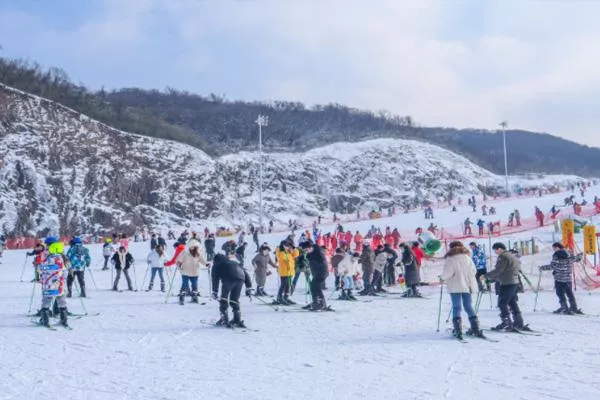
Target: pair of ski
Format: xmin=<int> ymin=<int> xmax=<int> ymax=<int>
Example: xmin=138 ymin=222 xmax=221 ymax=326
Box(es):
xmin=199 ymin=319 xmax=259 ymax=333
xmin=448 ymin=329 xmax=499 ymax=343
xmin=486 ymin=327 xmax=543 ymax=336
xmin=31 ymin=320 xmax=72 ymax=331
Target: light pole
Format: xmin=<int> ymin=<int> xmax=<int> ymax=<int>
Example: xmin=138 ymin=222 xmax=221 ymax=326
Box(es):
xmin=499 ymin=121 xmax=509 ymax=197
xmin=256 ymin=114 xmax=269 ymax=232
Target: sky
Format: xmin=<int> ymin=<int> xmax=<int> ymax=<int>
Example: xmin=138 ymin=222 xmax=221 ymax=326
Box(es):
xmin=0 ymin=0 xmax=599 ymax=147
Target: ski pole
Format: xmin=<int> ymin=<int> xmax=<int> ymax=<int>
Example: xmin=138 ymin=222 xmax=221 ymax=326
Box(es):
xmin=132 ymin=262 xmax=139 ymax=291
xmin=110 ymin=262 xmax=114 ymax=289
xmin=474 ymin=291 xmax=482 ymax=314
xmin=87 ymin=266 xmax=98 ymax=291
xmin=73 ymin=280 xmax=88 ymax=315
xmin=436 ymin=284 xmax=444 ymax=332
xmin=520 ymin=271 xmax=535 ymax=292
xmin=19 ymin=255 xmax=29 ymax=282
xmin=165 ymin=267 xmax=179 ymax=303
xmin=207 ymin=267 xmax=212 ymax=302
xmin=445 ymin=307 xmax=452 ymax=324
xmin=533 ymin=269 xmax=543 ymax=312
xmin=251 ymin=293 xmax=280 ymax=311
xmin=26 ymin=278 xmax=37 ymax=315
xmin=488 ymin=288 xmax=493 ymax=310
xmin=140 ymin=264 xmax=150 ymax=291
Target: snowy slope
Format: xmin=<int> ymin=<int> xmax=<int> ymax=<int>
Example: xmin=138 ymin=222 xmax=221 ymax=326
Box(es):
xmin=2 ymin=187 xmax=600 ymax=400
xmin=0 ymin=83 xmax=588 ymax=236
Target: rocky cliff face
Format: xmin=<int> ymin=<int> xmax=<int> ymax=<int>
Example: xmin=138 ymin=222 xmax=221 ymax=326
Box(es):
xmin=0 ymin=84 xmax=583 ymax=236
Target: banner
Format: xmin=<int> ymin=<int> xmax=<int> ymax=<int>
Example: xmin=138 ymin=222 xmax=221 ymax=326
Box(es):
xmin=584 ymin=225 xmax=597 ymax=255
xmin=562 ymin=219 xmax=575 ymax=250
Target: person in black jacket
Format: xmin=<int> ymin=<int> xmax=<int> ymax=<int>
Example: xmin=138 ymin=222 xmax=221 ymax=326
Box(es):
xmin=204 ymin=234 xmax=216 ymax=261
xmin=150 ymin=234 xmax=158 ymax=251
xmin=157 ymin=233 xmax=167 ymax=248
xmin=111 ymin=246 xmax=135 ymax=291
xmin=301 ymin=241 xmax=331 ymax=311
xmin=383 ymin=244 xmax=398 ymax=286
xmin=211 ymin=249 xmax=253 ymax=328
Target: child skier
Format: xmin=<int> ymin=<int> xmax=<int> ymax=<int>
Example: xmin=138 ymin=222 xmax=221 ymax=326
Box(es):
xmin=146 ymin=244 xmax=167 ymax=292
xmin=111 ymin=246 xmax=135 ymax=291
xmin=251 ymin=244 xmax=277 ymax=296
xmin=539 ymin=243 xmax=583 ymax=314
xmin=38 ymin=237 xmax=70 ymax=328
xmin=66 ymin=237 xmax=91 ymax=298
xmin=102 ymin=238 xmax=114 ymax=270
xmin=337 ymin=252 xmax=360 ymax=300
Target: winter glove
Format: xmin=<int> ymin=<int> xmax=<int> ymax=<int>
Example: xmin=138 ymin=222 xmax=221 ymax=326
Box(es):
xmin=245 ymin=288 xmax=254 ymax=297
xmin=211 ymin=292 xmax=218 ymax=300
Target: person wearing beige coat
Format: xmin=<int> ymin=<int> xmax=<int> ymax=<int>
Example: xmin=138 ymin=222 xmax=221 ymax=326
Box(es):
xmin=176 ymin=241 xmax=207 ymax=305
xmin=439 ymin=241 xmax=483 ymax=339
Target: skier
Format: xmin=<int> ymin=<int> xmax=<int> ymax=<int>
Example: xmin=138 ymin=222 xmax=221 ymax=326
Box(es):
xmin=372 ymin=245 xmax=387 ymax=293
xmin=0 ymin=234 xmax=5 ymax=258
xmin=507 ymin=212 xmax=515 ymax=227
xmin=439 ymin=241 xmax=482 ymax=340
xmin=485 ymin=243 xmax=530 ymax=331
xmin=37 ymin=237 xmax=70 ymax=328
xmin=464 ymin=218 xmax=473 ymax=235
xmin=301 ymin=240 xmax=331 ymax=311
xmin=539 ymin=243 xmax=583 ymax=314
xmin=469 ymin=242 xmax=489 ymax=292
xmin=237 ymin=231 xmax=246 ymax=247
xmin=26 ymin=241 xmax=46 ymax=282
xmin=514 ymin=209 xmax=521 ymax=226
xmin=204 ymin=234 xmax=216 ymax=262
xmin=358 ymin=243 xmax=375 ymax=295
xmin=66 ymin=237 xmax=91 ymax=298
xmin=252 ymin=229 xmax=260 ymax=252
xmin=274 ymin=240 xmax=299 ymax=305
xmin=338 ymin=252 xmax=360 ymax=300
xmin=477 ymin=219 xmax=485 ymax=236
xmin=235 ymin=242 xmax=247 ymax=266
xmin=175 ymin=239 xmax=207 ymax=304
xmin=101 ymin=238 xmax=113 ymax=271
xmin=330 ymin=248 xmax=345 ymax=290
xmin=400 ymin=243 xmax=421 ymax=297
xmin=146 ymin=244 xmax=167 ymax=292
xmin=111 ymin=246 xmax=135 ymax=291
xmin=251 ymin=244 xmax=277 ymax=296
xmin=212 ymin=248 xmax=253 ymax=328
xmin=383 ymin=243 xmax=398 ymax=286
xmin=150 ymin=234 xmax=158 ymax=251
xmin=291 ymin=245 xmax=310 ymax=295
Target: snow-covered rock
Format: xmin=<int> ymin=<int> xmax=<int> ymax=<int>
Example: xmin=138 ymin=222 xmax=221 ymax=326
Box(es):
xmin=0 ymin=83 xmax=587 ymax=235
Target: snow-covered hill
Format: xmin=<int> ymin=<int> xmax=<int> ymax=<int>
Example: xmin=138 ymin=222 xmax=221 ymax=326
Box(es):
xmin=0 ymin=83 xmax=587 ymax=235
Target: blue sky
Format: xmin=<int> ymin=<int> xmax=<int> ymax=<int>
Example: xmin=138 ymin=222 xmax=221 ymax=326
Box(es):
xmin=1 ymin=0 xmax=599 ymax=147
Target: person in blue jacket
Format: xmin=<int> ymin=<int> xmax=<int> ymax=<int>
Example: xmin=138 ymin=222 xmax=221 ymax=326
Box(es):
xmin=469 ymin=242 xmax=489 ymax=291
xmin=67 ymin=237 xmax=91 ymax=297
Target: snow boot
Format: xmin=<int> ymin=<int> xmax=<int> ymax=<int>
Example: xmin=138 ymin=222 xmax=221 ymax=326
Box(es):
xmin=553 ymin=306 xmax=568 ymax=314
xmin=178 ymin=291 xmax=185 ymax=306
xmin=512 ymin=313 xmax=526 ymax=330
xmin=260 ymin=288 xmax=269 ymax=296
xmin=67 ymin=288 xmax=73 ymax=298
xmin=570 ymin=306 xmax=584 ymax=315
xmin=494 ymin=314 xmax=512 ymax=330
xmin=255 ymin=287 xmax=264 ymax=297
xmin=191 ymin=291 xmax=199 ymax=304
xmin=59 ymin=307 xmax=69 ymax=327
xmin=338 ymin=290 xmax=349 ymax=300
xmin=160 ymin=283 xmax=165 ymax=292
xmin=284 ymin=296 xmax=296 ymax=305
xmin=452 ymin=317 xmax=463 ymax=340
xmin=466 ymin=316 xmax=484 ymax=337
xmin=79 ymin=285 xmax=86 ymax=298
xmin=216 ymin=311 xmax=231 ymax=327
xmin=230 ymin=310 xmax=247 ymax=328
xmin=39 ymin=308 xmax=50 ymax=327
xmin=348 ymin=290 xmax=357 ymax=301
xmin=147 ymin=283 xmax=153 ymax=291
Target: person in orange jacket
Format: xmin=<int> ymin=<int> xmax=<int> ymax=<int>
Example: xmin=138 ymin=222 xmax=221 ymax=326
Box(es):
xmin=384 ymin=233 xmax=394 ymax=247
xmin=354 ymin=231 xmax=363 ymax=252
xmin=275 ymin=240 xmax=300 ymax=305
xmin=344 ymin=230 xmax=353 ymax=245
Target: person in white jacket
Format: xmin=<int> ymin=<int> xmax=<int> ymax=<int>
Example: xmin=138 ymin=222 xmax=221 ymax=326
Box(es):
xmin=146 ymin=244 xmax=167 ymax=292
xmin=176 ymin=239 xmax=207 ymax=305
xmin=439 ymin=241 xmax=482 ymax=340
xmin=337 ymin=252 xmax=360 ymax=300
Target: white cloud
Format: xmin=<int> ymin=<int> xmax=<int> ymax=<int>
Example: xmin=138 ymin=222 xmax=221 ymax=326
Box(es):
xmin=1 ymin=0 xmax=599 ymax=147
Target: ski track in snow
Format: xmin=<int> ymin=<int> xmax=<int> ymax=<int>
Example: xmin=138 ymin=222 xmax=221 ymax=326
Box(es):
xmin=3 ymin=189 xmax=600 ymax=399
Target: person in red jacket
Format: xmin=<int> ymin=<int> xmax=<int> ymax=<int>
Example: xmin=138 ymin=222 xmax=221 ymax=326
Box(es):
xmin=391 ymin=228 xmax=401 ymax=248
xmin=372 ymin=233 xmax=382 ymax=249
xmin=415 ymin=227 xmax=423 ymax=235
xmin=165 ymin=240 xmax=186 ymax=267
xmin=344 ymin=230 xmax=353 ymax=245
xmin=331 ymin=235 xmax=338 ymax=252
xmin=535 ymin=206 xmax=545 ymax=227
xmin=412 ymin=242 xmax=425 ymax=268
xmin=384 ymin=232 xmax=394 ymax=247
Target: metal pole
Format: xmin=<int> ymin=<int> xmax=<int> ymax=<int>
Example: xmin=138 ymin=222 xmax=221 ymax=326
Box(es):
xmin=259 ymin=121 xmax=263 ymax=232
xmin=501 ymin=122 xmax=509 ymax=197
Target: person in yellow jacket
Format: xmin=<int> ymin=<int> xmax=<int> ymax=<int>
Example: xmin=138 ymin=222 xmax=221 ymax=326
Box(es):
xmin=275 ymin=240 xmax=299 ymax=305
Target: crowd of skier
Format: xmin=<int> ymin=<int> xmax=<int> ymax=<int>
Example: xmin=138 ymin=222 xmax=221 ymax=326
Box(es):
xmin=21 ymin=213 xmax=586 ymax=339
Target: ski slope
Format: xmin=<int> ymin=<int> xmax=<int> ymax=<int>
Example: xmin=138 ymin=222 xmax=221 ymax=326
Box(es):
xmin=2 ymin=188 xmax=600 ymax=400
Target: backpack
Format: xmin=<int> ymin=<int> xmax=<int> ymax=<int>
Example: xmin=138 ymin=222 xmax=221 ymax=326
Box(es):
xmin=40 ymin=254 xmax=67 ymax=297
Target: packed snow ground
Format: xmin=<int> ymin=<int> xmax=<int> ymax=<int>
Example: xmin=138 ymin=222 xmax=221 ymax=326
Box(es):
xmin=2 ymin=189 xmax=600 ymax=400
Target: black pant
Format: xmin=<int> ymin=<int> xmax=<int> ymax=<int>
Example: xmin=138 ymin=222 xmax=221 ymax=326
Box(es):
xmin=310 ymin=277 xmax=326 ymax=304
xmin=219 ymin=280 xmax=243 ymax=312
xmin=206 ymin=251 xmax=214 ymax=262
xmin=555 ymin=281 xmax=577 ymax=309
xmin=67 ymin=270 xmax=85 ymax=294
xmin=362 ymin=269 xmax=373 ymax=292
xmin=103 ymin=256 xmax=110 ymax=269
xmin=498 ymin=284 xmax=521 ymax=317
xmin=384 ymin=263 xmax=396 ymax=285
xmin=372 ymin=270 xmax=383 ymax=291
xmin=277 ymin=276 xmax=292 ymax=299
